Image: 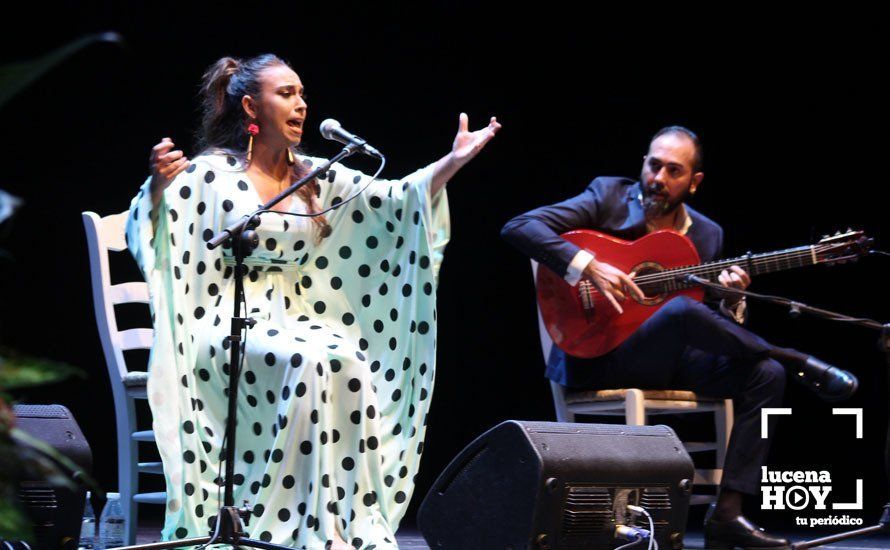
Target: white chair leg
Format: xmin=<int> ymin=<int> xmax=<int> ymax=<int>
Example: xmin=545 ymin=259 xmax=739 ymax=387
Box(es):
xmin=119 ymin=397 xmax=139 ymax=545
xmin=550 ymin=381 xmax=576 ymax=423
xmin=715 ymin=398 xmax=734 ymax=470
xmin=625 ymin=389 xmax=646 ymax=426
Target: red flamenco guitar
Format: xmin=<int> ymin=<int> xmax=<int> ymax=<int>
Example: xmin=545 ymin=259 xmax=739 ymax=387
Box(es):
xmin=536 ymin=229 xmax=871 ymax=358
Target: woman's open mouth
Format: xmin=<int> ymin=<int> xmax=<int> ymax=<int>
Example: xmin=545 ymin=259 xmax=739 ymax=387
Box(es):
xmin=287 ymin=118 xmax=304 ymax=133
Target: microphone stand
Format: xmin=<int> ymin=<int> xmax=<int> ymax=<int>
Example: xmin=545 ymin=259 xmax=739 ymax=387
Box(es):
xmin=116 ymin=144 xmax=361 ymax=550
xmin=678 ymin=274 xmax=883 ymax=331
xmin=678 ymin=275 xmax=890 ymax=549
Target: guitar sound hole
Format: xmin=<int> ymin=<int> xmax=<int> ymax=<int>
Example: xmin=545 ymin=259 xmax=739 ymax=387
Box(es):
xmin=631 ymin=262 xmax=667 ymax=306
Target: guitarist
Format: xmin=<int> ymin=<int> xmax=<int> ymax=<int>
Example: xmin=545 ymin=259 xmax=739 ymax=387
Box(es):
xmin=501 ymin=126 xmax=858 ymax=549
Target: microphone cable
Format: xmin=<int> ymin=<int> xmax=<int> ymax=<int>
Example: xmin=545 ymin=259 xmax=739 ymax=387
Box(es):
xmin=261 ymin=154 xmax=387 ymax=219
xmin=614 ymin=538 xmax=648 ymax=550
xmin=627 ymin=504 xmax=658 ymax=550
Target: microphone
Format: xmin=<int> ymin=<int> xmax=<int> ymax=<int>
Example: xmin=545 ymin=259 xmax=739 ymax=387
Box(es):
xmin=319 ymin=119 xmax=383 ymax=158
xmin=676 ymin=273 xmax=741 ymax=299
xmin=675 ymin=273 xmax=709 ymax=286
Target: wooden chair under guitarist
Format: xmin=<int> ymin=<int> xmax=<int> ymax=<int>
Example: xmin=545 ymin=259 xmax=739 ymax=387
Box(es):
xmin=531 ymin=260 xmax=733 ymax=504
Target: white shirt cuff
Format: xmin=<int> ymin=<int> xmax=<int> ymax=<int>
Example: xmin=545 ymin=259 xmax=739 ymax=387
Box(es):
xmin=565 ymin=249 xmax=595 ymax=286
xmin=720 ymin=297 xmax=747 ymax=323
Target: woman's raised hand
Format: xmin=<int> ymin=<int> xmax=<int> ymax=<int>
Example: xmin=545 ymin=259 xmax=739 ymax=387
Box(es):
xmin=149 ymin=138 xmax=190 ymax=195
xmin=451 ymin=113 xmax=501 ymax=167
xmin=430 ymin=113 xmax=501 ymax=195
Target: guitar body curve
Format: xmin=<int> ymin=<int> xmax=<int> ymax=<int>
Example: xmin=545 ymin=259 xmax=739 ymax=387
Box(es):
xmin=536 ymin=229 xmax=704 ymax=358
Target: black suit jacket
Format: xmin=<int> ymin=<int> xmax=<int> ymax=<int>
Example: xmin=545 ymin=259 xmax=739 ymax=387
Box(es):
xmin=501 ymin=176 xmax=726 ymax=386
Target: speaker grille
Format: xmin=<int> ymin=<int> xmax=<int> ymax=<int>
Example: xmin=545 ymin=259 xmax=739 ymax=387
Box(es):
xmin=13 ymin=404 xmax=70 ymax=419
xmin=561 ymin=485 xmax=614 ymax=536
xmin=19 ymin=482 xmax=59 ymax=509
xmin=641 ymin=487 xmax=671 ymax=510
xmin=639 ymin=488 xmax=672 ymax=541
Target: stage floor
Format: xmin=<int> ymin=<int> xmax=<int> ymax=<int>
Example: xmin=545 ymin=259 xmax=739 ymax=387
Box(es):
xmin=135 ymin=523 xmax=431 ymax=547
xmin=137 ymin=523 xmax=890 ymax=548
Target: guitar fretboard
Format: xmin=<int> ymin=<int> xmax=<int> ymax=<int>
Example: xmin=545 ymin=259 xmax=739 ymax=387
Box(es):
xmin=633 ymin=245 xmax=816 ymax=294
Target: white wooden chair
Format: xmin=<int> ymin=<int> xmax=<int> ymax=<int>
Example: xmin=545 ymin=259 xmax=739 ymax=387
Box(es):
xmin=83 ymin=211 xmax=166 ymax=545
xmin=531 ymin=260 xmax=733 ymax=504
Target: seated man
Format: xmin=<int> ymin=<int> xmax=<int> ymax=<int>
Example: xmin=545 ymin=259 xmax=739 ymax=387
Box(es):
xmin=501 ymin=126 xmax=857 ymax=549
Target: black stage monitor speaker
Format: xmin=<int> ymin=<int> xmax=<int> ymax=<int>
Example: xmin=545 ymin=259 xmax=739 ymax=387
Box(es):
xmin=418 ymin=421 xmax=694 ymax=550
xmin=11 ymin=404 xmax=93 ymax=550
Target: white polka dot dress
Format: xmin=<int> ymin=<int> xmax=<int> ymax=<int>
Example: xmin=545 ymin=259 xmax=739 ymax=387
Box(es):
xmin=126 ymin=152 xmax=449 ymax=549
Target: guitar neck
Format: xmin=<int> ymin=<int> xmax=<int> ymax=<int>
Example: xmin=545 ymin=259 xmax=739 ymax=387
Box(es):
xmin=637 ymin=245 xmax=818 ymax=294
xmin=679 ymin=245 xmax=817 ymax=280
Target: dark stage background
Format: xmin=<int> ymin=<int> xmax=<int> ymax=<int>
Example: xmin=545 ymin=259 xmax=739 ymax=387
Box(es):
xmin=2 ymin=3 xmax=888 ymax=534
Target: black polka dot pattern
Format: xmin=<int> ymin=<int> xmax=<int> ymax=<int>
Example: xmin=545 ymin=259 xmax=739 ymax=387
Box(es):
xmin=126 ymin=154 xmax=442 ymax=546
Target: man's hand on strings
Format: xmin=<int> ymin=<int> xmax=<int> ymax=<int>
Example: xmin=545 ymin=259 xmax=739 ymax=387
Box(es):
xmin=582 ymin=258 xmax=645 ymax=314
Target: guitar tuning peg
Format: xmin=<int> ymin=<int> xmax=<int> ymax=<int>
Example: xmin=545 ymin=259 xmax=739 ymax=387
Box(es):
xmin=834 ymin=230 xmax=841 ymax=236
xmin=846 ymin=227 xmax=853 ymax=233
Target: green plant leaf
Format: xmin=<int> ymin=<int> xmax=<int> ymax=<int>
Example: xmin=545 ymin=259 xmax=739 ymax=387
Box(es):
xmin=0 ymin=497 xmax=33 ymax=543
xmin=0 ymin=348 xmax=84 ymax=390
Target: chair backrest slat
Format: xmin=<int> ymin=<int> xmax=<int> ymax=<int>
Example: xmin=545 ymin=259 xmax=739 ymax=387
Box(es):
xmin=83 ymin=211 xmax=153 ymax=384
xmin=117 ymin=328 xmax=154 ymax=351
xmin=97 ymin=211 xmax=130 ymax=251
xmin=109 ymin=282 xmax=150 ymax=305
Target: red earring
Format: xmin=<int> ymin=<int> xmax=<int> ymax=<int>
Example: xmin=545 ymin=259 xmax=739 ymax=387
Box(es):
xmin=246 ymin=122 xmax=259 ymax=163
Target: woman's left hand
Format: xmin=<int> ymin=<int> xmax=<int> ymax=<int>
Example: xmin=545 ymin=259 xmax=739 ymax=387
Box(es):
xmin=430 ymin=113 xmax=501 ymax=196
xmin=451 ymin=113 xmax=501 ymax=167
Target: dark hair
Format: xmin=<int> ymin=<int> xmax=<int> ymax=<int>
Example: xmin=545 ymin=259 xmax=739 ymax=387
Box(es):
xmin=196 ymin=54 xmax=329 ymax=236
xmin=651 ymin=125 xmax=703 ymax=172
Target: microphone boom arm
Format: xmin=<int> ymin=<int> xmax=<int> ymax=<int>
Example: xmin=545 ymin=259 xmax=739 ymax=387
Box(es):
xmin=207 ymin=145 xmax=359 ymax=250
xmin=677 ymin=273 xmax=884 ymax=329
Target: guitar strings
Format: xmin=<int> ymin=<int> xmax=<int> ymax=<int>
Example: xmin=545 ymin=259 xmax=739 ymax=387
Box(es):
xmin=633 ymin=244 xmax=838 ymax=285
xmin=579 ymin=243 xmax=852 ymax=299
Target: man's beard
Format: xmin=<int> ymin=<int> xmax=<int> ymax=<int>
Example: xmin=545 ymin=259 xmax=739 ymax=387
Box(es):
xmin=641 ymin=184 xmax=690 ymax=219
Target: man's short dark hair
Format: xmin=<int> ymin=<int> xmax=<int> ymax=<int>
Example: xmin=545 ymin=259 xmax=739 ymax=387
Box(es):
xmin=651 ymin=125 xmax=703 ymax=172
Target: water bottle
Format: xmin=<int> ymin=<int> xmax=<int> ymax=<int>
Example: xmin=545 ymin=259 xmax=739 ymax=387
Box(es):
xmin=97 ymin=492 xmax=125 ymax=549
xmin=78 ymin=491 xmax=96 ymax=549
